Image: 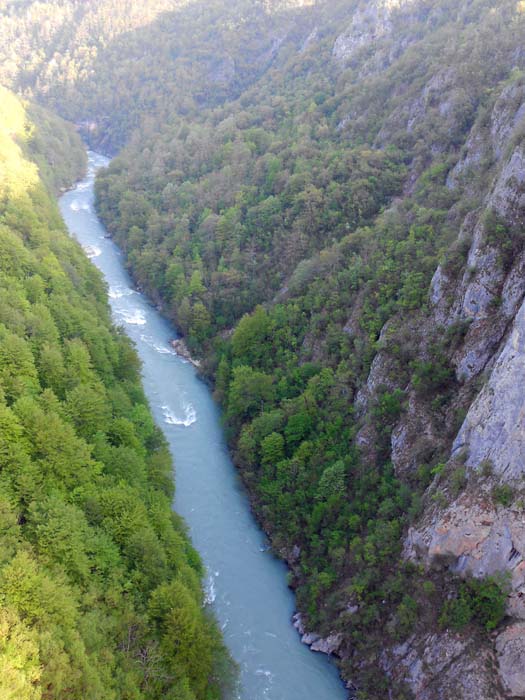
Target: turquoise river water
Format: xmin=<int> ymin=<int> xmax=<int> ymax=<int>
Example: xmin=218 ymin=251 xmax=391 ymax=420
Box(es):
xmin=59 ymin=151 xmax=347 ymax=700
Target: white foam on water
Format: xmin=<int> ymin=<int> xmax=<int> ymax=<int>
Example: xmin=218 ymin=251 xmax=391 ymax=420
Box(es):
xmin=70 ymin=199 xmax=91 ymax=212
xmin=109 ymin=285 xmax=135 ymax=299
xmin=257 ymin=670 xmax=275 ymax=700
xmin=87 ymin=156 xmax=108 ymax=178
xmin=154 ymin=342 xmax=176 ymax=355
xmin=255 ymin=669 xmax=274 ymax=681
xmin=115 ymin=308 xmax=147 ymax=326
xmin=139 ymin=335 xmax=175 ymax=355
xmin=82 ymin=244 xmax=102 ymax=258
xmin=161 ymin=402 xmax=197 ymax=427
xmin=204 ymin=571 xmax=217 ymax=606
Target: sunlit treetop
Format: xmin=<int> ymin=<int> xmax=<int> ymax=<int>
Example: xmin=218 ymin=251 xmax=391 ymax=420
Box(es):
xmin=0 ymin=87 xmax=38 ymax=198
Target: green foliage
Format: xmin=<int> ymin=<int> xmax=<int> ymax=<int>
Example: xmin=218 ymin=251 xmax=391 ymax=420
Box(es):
xmin=492 ymin=483 xmax=514 ymax=507
xmin=227 ymin=366 xmax=275 ymax=423
xmin=390 ymin=595 xmax=418 ymax=640
xmin=440 ymin=589 xmax=474 ymax=629
xmin=0 ymin=93 xmax=233 ymax=700
xmin=372 ymin=390 xmax=406 ymax=428
xmin=316 ymin=461 xmax=346 ymax=501
xmin=450 ymin=466 xmax=467 ymax=497
xmin=480 ymin=459 xmax=494 ymax=477
xmin=260 ymin=432 xmax=285 ymax=467
xmin=439 ymin=576 xmax=508 ymax=632
xmin=0 ymin=607 xmax=41 ymax=700
xmin=411 ymin=357 xmax=455 ymax=398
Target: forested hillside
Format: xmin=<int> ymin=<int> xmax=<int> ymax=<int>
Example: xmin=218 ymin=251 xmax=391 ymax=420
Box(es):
xmin=3 ymin=0 xmax=525 ymax=698
xmin=0 ymin=0 xmax=314 ymax=151
xmin=0 ymin=88 xmax=231 ymax=700
xmin=91 ymin=2 xmax=525 ymax=696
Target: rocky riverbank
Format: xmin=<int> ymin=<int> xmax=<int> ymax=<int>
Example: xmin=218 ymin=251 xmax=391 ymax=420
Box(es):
xmin=170 ymin=338 xmax=202 ymax=368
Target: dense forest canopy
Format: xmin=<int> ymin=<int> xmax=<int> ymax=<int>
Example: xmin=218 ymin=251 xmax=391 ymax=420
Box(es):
xmin=0 ymin=87 xmax=232 ymax=700
xmin=2 ymin=0 xmax=525 ymax=698
xmin=0 ymin=0 xmax=320 ymax=151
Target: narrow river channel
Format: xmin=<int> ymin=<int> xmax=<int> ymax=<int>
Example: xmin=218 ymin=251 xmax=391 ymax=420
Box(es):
xmin=59 ymin=151 xmax=347 ymax=700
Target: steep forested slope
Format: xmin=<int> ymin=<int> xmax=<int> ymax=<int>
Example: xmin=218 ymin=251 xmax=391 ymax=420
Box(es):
xmin=0 ymin=88 xmax=231 ymax=700
xmin=3 ymin=0 xmax=525 ymax=698
xmin=91 ymin=1 xmax=525 ymax=698
xmin=0 ymin=0 xmax=313 ymax=151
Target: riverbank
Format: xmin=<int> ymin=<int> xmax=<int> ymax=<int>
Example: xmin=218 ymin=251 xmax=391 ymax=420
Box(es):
xmin=170 ymin=338 xmax=202 ymax=368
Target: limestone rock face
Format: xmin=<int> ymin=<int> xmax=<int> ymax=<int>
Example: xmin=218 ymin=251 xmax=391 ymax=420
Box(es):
xmin=491 ymin=83 xmax=525 ymax=160
xmin=405 ymin=491 xmax=525 ymax=693
xmin=333 ymin=2 xmax=391 ymax=64
xmin=390 ymin=391 xmax=440 ymax=476
xmin=300 ymin=26 xmax=318 ymax=52
xmin=384 ymin=631 xmax=503 ymax=700
xmin=331 ymin=26 xmax=525 ymax=699
xmin=301 ymin=631 xmax=321 ymax=646
xmin=370 ymin=115 xmax=525 ymax=479
xmin=291 ymin=612 xmax=343 ymax=656
xmin=310 ymin=633 xmax=344 ymax=655
xmin=496 ymin=623 xmax=525 ymax=697
xmin=428 ymin=145 xmax=525 ymax=384
xmin=354 ymin=348 xmax=398 ymax=417
xmin=453 ymin=295 xmax=525 ymax=481
xmin=405 ymin=495 xmax=525 ymax=588
xmin=446 ymin=128 xmax=488 ymax=191
xmin=448 ymin=81 xmax=525 ymax=191
xmin=332 ymin=0 xmax=416 ymax=64
xmin=491 ymin=147 xmax=525 ymax=222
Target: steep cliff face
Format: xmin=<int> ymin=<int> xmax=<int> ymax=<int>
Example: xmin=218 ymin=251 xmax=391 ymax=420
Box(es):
xmin=302 ymin=7 xmax=525 ymax=692
xmin=380 ymin=73 xmax=525 ymax=699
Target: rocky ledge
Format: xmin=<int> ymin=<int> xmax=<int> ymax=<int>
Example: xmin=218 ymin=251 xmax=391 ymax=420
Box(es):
xmin=170 ymin=338 xmax=202 ymax=368
xmin=292 ymin=613 xmax=359 ymax=697
xmin=291 ymin=612 xmax=343 ymax=655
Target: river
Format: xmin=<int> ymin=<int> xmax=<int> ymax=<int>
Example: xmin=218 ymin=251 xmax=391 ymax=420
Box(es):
xmin=59 ymin=151 xmax=347 ymax=700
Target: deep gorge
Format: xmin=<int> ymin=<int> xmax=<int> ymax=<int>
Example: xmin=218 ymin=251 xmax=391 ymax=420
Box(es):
xmin=60 ymin=150 xmax=347 ymax=700
xmin=2 ymin=1 xmax=525 ymax=698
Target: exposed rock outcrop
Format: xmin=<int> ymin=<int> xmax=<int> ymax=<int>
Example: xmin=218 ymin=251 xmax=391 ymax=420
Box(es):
xmin=429 ymin=132 xmax=525 ymax=383
xmin=405 ymin=495 xmax=525 ymax=602
xmin=383 ymin=631 xmax=503 ymax=700
xmin=332 ymin=0 xmax=417 ymax=65
xmin=170 ymin=338 xmax=202 ymax=368
xmin=291 ymin=613 xmax=344 ymax=656
xmin=452 ymin=296 xmax=525 ymax=480
xmin=496 ymin=623 xmax=525 ymax=697
xmin=374 ymin=75 xmax=525 ymax=697
xmin=310 ymin=633 xmax=344 ymax=655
